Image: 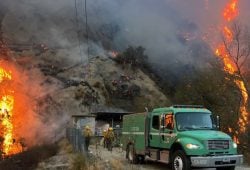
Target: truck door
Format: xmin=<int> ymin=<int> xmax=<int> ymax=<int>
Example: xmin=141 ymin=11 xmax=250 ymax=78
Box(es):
xmin=159 ymin=113 xmax=177 ymax=149
xmin=149 ymin=115 xmax=161 ymax=147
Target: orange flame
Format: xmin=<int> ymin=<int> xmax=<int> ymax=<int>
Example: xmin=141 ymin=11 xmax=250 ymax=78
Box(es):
xmin=223 ymin=26 xmax=233 ymax=41
xmin=0 ymin=41 xmax=53 ymax=157
xmin=0 ymin=55 xmax=52 ymax=157
xmin=235 ymin=80 xmax=248 ymax=133
xmin=110 ymin=51 xmax=119 ymax=58
xmin=0 ymin=67 xmax=22 ymax=156
xmin=223 ymin=0 xmax=239 ymax=22
xmin=215 ymin=44 xmax=236 ymax=74
xmin=215 ymin=0 xmax=248 ymax=135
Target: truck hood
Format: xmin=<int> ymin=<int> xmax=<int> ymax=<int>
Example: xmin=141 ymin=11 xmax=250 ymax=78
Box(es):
xmin=179 ymin=130 xmax=231 ymax=141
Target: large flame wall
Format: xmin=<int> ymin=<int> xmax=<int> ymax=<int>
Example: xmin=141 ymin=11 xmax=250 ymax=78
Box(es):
xmin=0 ymin=60 xmax=49 ymax=156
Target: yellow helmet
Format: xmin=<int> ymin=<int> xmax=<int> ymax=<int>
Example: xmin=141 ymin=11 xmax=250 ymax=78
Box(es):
xmin=85 ymin=125 xmax=90 ymax=129
xmin=108 ymin=127 xmax=113 ymax=131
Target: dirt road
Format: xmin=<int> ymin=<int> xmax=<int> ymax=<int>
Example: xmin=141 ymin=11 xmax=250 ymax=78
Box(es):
xmin=89 ymin=145 xmax=250 ymax=170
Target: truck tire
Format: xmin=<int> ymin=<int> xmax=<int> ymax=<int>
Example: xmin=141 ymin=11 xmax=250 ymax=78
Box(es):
xmin=127 ymin=144 xmax=138 ymax=164
xmin=216 ymin=166 xmax=235 ymax=170
xmin=171 ymin=150 xmax=191 ymax=170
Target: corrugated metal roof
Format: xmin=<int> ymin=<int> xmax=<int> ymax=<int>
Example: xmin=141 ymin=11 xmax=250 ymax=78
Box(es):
xmin=90 ymin=105 xmax=133 ymax=114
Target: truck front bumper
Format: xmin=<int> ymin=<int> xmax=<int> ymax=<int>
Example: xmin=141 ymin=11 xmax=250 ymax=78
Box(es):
xmin=190 ymin=155 xmax=243 ymax=167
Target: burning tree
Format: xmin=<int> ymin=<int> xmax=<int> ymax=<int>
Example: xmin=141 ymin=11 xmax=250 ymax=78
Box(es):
xmin=215 ymin=0 xmax=250 ymax=145
xmin=221 ymin=23 xmax=250 ymax=137
xmin=221 ymin=22 xmax=250 ymax=87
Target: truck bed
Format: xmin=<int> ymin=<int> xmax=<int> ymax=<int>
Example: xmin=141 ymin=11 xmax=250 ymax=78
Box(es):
xmin=122 ymin=113 xmax=146 ymax=154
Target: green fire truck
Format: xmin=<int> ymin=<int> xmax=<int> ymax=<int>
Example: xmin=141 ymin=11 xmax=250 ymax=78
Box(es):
xmin=122 ymin=105 xmax=243 ymax=170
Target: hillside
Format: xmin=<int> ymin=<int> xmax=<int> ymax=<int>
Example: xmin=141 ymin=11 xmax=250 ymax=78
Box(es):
xmin=0 ymin=0 xmax=172 ymax=114
xmin=38 ymin=53 xmax=171 ymax=116
xmin=0 ymin=0 xmax=173 ymax=150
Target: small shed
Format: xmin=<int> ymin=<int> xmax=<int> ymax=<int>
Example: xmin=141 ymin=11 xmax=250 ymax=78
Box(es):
xmin=91 ymin=105 xmax=133 ymax=136
xmin=71 ymin=114 xmax=96 ymax=133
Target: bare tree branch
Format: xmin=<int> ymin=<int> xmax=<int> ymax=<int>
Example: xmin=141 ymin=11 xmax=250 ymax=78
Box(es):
xmin=222 ymin=21 xmax=250 ymax=95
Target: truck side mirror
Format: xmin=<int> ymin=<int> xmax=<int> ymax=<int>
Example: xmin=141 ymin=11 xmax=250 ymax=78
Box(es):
xmin=212 ymin=115 xmax=220 ymax=130
xmin=160 ymin=114 xmax=165 ymax=129
xmin=216 ymin=115 xmax=220 ymax=130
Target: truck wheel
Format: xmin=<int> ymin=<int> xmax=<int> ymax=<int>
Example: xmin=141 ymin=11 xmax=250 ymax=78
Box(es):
xmin=171 ymin=150 xmax=191 ymax=170
xmin=216 ymin=166 xmax=235 ymax=170
xmin=127 ymin=144 xmax=138 ymax=164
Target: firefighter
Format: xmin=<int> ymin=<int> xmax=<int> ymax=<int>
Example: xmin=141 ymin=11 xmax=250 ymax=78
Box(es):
xmin=82 ymin=125 xmax=93 ymax=152
xmin=102 ymin=129 xmax=107 ymax=148
xmin=106 ymin=127 xmax=115 ymax=151
xmin=165 ymin=114 xmax=174 ymax=130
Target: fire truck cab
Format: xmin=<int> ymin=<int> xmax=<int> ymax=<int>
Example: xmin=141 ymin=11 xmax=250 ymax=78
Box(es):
xmin=122 ymin=105 xmax=243 ymax=170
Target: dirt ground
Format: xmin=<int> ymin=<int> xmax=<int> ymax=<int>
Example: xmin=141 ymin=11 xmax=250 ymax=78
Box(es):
xmin=89 ymin=145 xmax=250 ymax=170
xmin=35 ymin=139 xmax=250 ymax=170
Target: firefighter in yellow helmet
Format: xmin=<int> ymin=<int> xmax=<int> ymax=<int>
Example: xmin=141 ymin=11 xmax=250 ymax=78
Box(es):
xmin=106 ymin=127 xmax=115 ymax=151
xmin=102 ymin=129 xmax=107 ymax=148
xmin=82 ymin=125 xmax=93 ymax=152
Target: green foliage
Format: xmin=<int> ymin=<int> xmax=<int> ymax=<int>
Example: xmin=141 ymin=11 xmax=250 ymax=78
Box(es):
xmin=113 ymin=46 xmax=148 ymax=69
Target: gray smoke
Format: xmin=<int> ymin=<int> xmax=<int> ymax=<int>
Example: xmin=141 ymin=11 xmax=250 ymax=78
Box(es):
xmin=1 ymin=0 xmax=250 ymax=65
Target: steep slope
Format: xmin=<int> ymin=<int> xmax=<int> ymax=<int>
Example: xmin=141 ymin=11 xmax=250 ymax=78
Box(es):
xmin=0 ymin=0 xmax=173 ymax=152
xmin=48 ymin=56 xmax=171 ymax=114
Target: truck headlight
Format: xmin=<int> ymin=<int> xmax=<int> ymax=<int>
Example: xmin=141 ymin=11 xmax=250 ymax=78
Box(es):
xmin=186 ymin=143 xmax=200 ymax=149
xmin=232 ymin=142 xmax=237 ymax=148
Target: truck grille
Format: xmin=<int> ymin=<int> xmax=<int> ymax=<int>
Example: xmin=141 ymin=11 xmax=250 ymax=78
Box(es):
xmin=207 ymin=140 xmax=229 ymax=150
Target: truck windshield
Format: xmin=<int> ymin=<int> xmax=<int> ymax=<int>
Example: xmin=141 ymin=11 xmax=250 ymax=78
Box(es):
xmin=176 ymin=112 xmax=214 ymax=131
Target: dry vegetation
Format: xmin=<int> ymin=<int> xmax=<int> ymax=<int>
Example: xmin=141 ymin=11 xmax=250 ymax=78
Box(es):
xmin=0 ymin=144 xmax=58 ymax=170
